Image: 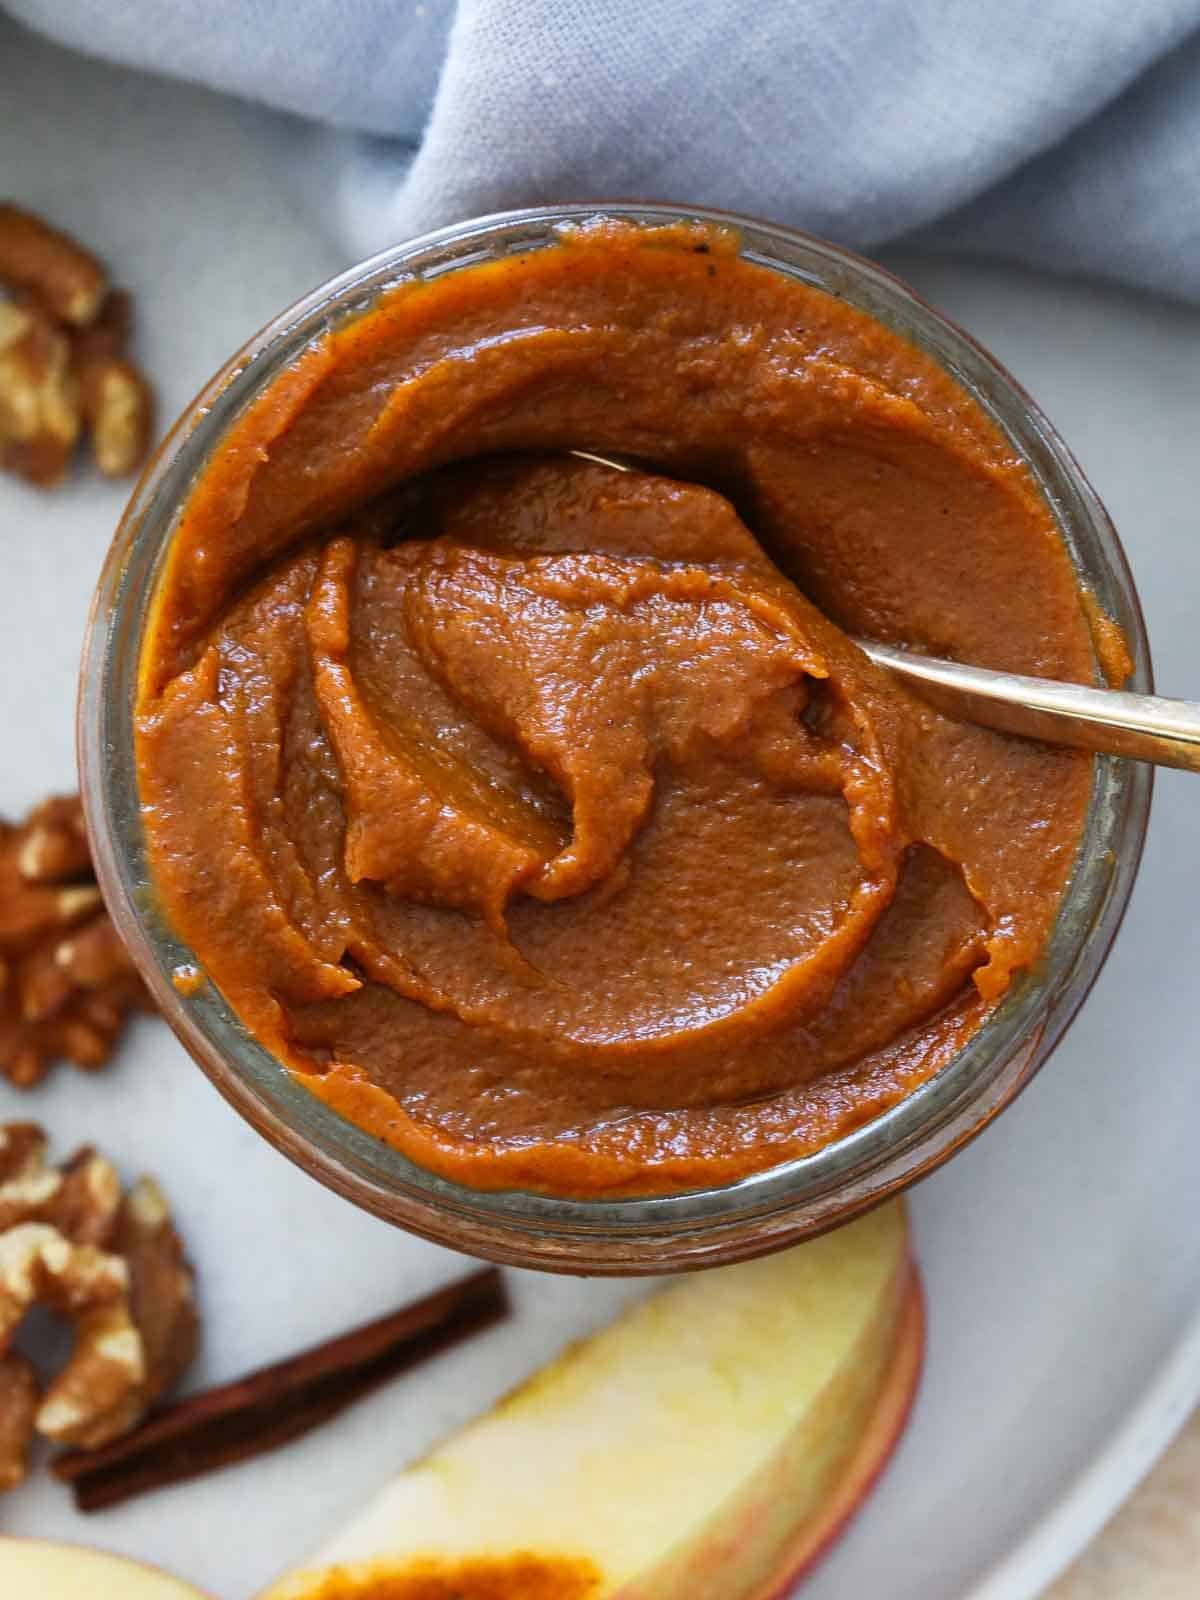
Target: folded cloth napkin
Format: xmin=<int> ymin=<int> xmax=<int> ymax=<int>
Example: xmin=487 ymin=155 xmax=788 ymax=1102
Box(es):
xmin=6 ymin=0 xmax=1200 ymax=299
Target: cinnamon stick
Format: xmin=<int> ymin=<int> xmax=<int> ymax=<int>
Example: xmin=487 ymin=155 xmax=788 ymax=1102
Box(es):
xmin=52 ymin=1265 xmax=507 ymax=1511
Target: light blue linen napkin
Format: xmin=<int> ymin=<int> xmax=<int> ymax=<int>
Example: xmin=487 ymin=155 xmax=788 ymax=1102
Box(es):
xmin=6 ymin=0 xmax=1199 ymax=298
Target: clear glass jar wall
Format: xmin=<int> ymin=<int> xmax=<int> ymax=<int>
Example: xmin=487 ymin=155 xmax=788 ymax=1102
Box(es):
xmin=78 ymin=205 xmax=1151 ymax=1272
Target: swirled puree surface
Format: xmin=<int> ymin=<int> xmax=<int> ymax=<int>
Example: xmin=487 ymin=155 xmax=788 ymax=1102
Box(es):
xmin=136 ymin=220 xmax=1100 ymax=1196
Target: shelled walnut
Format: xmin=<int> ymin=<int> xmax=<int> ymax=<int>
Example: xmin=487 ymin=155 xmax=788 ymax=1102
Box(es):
xmin=0 ymin=795 xmax=153 ymax=1088
xmin=0 ymin=204 xmax=153 ymax=487
xmin=0 ymin=1123 xmax=198 ymax=1491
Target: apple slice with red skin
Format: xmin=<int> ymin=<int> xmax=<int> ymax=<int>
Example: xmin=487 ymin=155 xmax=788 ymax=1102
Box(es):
xmin=265 ymin=1201 xmax=923 ymax=1600
xmin=731 ymin=1266 xmax=923 ymax=1600
xmin=0 ymin=1537 xmax=210 ymax=1598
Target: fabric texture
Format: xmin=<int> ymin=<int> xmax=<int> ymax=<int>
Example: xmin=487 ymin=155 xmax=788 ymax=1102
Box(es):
xmin=5 ymin=0 xmax=1199 ymax=299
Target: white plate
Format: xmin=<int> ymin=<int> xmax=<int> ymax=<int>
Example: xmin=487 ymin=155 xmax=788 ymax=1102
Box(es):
xmin=3 ymin=18 xmax=1199 ymax=1598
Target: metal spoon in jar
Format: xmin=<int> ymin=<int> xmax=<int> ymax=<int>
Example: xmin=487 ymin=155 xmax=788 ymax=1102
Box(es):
xmin=570 ymin=450 xmax=1200 ymax=775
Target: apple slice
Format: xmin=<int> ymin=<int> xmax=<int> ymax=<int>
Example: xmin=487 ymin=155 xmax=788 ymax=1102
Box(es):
xmin=0 ymin=1538 xmax=209 ymax=1598
xmin=264 ymin=1201 xmax=922 ymax=1600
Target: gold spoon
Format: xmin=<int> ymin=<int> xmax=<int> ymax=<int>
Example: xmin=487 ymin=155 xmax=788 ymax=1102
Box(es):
xmin=570 ymin=451 xmax=1199 ymax=774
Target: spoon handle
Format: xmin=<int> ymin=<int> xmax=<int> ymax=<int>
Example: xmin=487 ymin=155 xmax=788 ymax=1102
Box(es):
xmin=859 ymin=640 xmax=1200 ymax=774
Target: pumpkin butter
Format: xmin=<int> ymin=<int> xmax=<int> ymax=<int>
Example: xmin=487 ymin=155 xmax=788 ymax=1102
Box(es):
xmin=136 ymin=221 xmax=1097 ymax=1196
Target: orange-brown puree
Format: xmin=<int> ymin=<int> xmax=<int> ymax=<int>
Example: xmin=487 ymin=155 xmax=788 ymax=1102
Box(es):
xmin=286 ymin=1554 xmax=603 ymax=1599
xmin=136 ymin=221 xmax=1095 ymax=1196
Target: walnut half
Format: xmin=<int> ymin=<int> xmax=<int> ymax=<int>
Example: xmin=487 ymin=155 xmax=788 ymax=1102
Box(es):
xmin=0 ymin=205 xmax=153 ymax=486
xmin=0 ymin=795 xmax=153 ymax=1088
xmin=0 ymin=1123 xmax=199 ymax=1490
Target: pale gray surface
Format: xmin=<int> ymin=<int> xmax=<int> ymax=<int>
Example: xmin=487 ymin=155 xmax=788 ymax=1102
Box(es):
xmin=1 ymin=19 xmax=1199 ymax=1599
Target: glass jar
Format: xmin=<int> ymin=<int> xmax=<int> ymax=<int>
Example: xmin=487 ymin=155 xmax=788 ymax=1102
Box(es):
xmin=78 ymin=204 xmax=1152 ymax=1273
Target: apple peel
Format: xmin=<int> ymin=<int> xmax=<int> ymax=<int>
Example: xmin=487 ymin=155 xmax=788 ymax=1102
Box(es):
xmin=757 ymin=1266 xmax=922 ymax=1600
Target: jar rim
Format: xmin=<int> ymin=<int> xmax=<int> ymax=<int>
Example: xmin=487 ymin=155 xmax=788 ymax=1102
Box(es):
xmin=78 ymin=203 xmax=1153 ymax=1273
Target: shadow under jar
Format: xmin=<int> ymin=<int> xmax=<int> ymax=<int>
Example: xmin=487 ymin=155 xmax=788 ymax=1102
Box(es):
xmin=79 ymin=205 xmax=1151 ymax=1273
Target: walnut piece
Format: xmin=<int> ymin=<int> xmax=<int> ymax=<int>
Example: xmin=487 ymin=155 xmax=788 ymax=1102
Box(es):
xmin=0 ymin=1123 xmax=199 ymax=1489
xmin=0 ymin=205 xmax=107 ymax=327
xmin=73 ymin=289 xmax=154 ymax=478
xmin=0 ymin=297 xmax=80 ymax=487
xmin=113 ymin=1177 xmax=200 ymax=1421
xmin=0 ymin=205 xmax=153 ymax=486
xmin=0 ymin=1126 xmax=122 ymax=1243
xmin=0 ymin=1354 xmax=37 ymax=1492
xmin=0 ymin=795 xmax=153 ymax=1088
